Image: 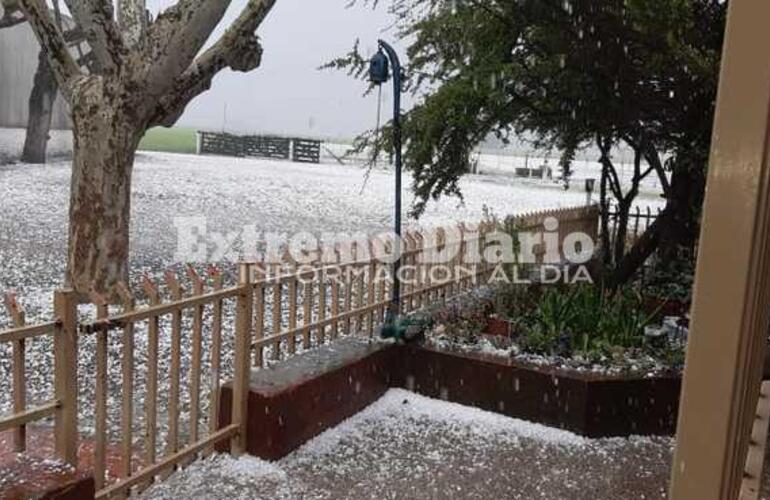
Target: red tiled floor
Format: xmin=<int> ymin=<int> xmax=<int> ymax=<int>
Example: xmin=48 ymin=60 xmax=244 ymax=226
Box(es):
xmin=0 ymin=426 xmax=144 ymax=489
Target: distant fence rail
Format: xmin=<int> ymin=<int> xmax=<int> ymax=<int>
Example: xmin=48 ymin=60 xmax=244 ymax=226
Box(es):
xmin=0 ymin=205 xmax=598 ymax=498
xmin=197 ymin=132 xmax=322 ymax=164
xmin=292 ymin=138 xmax=321 ymax=163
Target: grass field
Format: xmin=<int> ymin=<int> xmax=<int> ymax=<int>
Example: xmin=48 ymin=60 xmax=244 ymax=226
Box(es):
xmin=138 ymin=127 xmax=197 ymax=154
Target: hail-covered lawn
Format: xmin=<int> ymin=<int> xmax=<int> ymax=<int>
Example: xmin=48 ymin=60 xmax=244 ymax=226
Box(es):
xmin=141 ymin=389 xmax=673 ymax=500
xmin=0 ymin=151 xmax=662 ymax=449
xmin=0 ymin=151 xmax=659 ymax=319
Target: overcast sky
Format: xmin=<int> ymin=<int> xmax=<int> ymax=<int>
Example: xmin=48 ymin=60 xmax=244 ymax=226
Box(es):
xmin=146 ymin=0 xmax=410 ymax=140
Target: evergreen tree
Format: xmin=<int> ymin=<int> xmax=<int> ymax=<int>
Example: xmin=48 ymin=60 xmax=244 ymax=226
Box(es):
xmin=329 ymin=0 xmax=726 ymax=285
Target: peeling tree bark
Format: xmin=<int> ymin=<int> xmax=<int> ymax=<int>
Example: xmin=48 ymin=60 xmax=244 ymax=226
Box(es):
xmin=0 ymin=13 xmax=25 ymax=28
xmin=18 ymin=0 xmax=82 ymax=97
xmin=21 ymin=49 xmax=58 ymax=164
xmin=66 ymin=77 xmax=143 ymax=297
xmin=61 ymin=0 xmax=124 ymax=72
xmin=117 ymin=0 xmax=146 ymax=47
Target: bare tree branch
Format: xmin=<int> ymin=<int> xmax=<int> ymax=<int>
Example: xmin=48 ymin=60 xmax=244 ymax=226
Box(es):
xmin=622 ymin=132 xmax=671 ymax=196
xmin=144 ymin=0 xmax=232 ymax=92
xmin=148 ymin=0 xmax=276 ymax=126
xmin=61 ymin=0 xmax=124 ymax=71
xmin=17 ymin=0 xmax=82 ymax=99
xmin=0 ymin=3 xmax=25 ymax=28
xmin=596 ymin=135 xmax=623 ymax=200
xmin=632 ymin=148 xmax=642 ymax=181
xmin=642 ymin=145 xmax=671 ymax=195
xmin=196 ymin=0 xmax=276 ymax=68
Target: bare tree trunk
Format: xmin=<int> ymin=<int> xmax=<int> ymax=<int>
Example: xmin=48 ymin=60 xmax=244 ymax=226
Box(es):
xmin=21 ymin=49 xmax=58 ymax=164
xmin=66 ymin=82 xmax=143 ymax=298
xmin=613 ymin=199 xmax=632 ymax=266
xmin=599 ymin=162 xmax=611 ymax=266
xmin=17 ymin=0 xmax=277 ymax=298
xmin=658 ymin=167 xmax=702 ymax=262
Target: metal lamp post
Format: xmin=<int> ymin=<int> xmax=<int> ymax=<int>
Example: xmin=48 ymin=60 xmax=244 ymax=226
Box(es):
xmin=369 ymin=40 xmax=403 ymax=325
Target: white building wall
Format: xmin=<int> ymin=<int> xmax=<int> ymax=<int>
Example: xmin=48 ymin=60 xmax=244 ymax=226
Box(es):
xmin=0 ymin=22 xmax=70 ymax=130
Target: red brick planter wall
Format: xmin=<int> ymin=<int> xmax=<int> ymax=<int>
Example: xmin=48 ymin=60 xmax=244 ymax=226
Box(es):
xmin=583 ymin=377 xmax=680 ymax=436
xmin=219 ymin=340 xmax=681 ymax=461
xmin=219 ymin=341 xmax=397 ymax=460
xmin=399 ymin=345 xmax=680 ymax=438
xmin=398 ymin=345 xmax=590 ymax=434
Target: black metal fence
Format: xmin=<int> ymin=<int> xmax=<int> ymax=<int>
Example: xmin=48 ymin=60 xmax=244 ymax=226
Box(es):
xmin=604 ymin=204 xmax=662 ymax=246
xmin=603 ymin=203 xmax=698 ymax=268
xmin=197 ymin=132 xmax=322 ymax=164
xmin=601 ymin=205 xmax=661 ymax=282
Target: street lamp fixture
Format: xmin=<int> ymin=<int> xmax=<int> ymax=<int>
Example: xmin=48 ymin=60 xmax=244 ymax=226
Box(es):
xmin=369 ymin=40 xmax=405 ymax=334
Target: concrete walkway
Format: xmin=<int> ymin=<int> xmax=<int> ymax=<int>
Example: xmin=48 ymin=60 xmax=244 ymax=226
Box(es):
xmin=141 ymin=389 xmax=673 ymax=500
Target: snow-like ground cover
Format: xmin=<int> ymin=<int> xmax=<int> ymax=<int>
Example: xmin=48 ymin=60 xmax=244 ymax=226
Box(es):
xmin=0 ymin=151 xmax=663 ymax=445
xmin=141 ymin=389 xmax=673 ymax=500
xmin=0 ymin=151 xmax=661 ymax=319
xmin=1 ymin=127 xmax=664 ymax=194
xmin=474 ymin=151 xmax=666 ymax=194
xmin=0 ymin=152 xmax=580 ymax=319
xmin=325 ymin=144 xmax=665 ymax=194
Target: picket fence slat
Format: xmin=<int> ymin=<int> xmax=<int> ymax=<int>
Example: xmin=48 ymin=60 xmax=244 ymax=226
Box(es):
xmin=94 ymin=300 xmax=109 ymax=490
xmin=166 ymin=272 xmax=183 ymax=455
xmin=4 ymin=294 xmax=27 ymax=452
xmin=142 ymin=276 xmax=161 ymax=469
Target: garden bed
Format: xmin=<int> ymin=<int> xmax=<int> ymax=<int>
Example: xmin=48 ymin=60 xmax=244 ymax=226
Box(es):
xmin=422 ymin=282 xmax=688 ymax=378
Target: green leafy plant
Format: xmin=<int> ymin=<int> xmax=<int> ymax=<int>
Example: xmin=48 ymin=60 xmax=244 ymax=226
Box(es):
xmin=424 ymin=282 xmax=684 ymax=371
xmin=492 ymin=283 xmax=536 ymax=333
xmin=530 ymin=287 xmax=576 ymax=344
xmin=643 ymin=257 xmax=695 ymax=304
xmin=426 ymin=296 xmax=492 ymax=346
xmin=508 ymin=284 xmax=667 ymax=360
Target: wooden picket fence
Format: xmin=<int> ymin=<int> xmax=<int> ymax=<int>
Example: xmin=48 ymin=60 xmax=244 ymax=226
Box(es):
xmin=0 ymin=205 xmax=598 ymax=498
xmin=246 ymin=224 xmax=490 ymax=367
xmin=0 ymin=291 xmax=78 ymax=463
xmin=79 ymin=269 xmax=252 ymax=498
